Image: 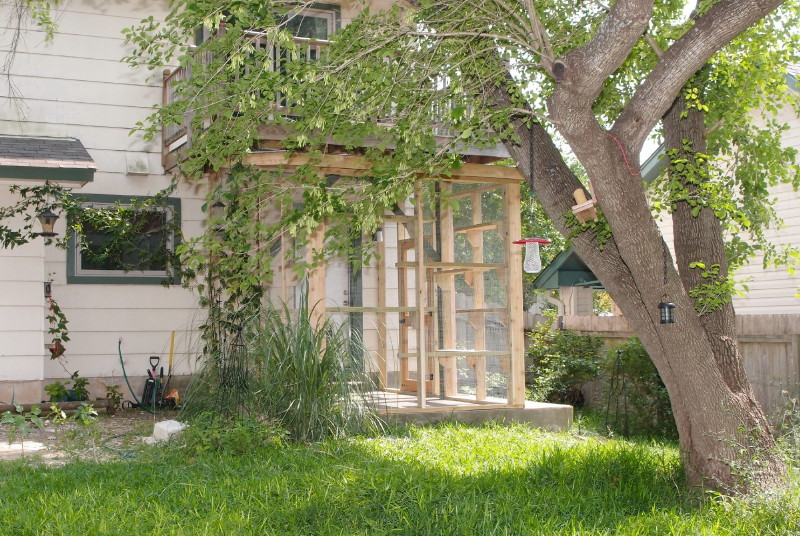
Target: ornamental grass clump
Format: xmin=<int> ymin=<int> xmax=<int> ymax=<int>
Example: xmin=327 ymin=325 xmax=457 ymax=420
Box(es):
xmin=183 ymin=297 xmax=383 ymax=443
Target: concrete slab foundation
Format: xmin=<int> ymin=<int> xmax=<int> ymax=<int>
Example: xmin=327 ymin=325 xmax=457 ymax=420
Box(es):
xmin=372 ymin=392 xmax=573 ymax=431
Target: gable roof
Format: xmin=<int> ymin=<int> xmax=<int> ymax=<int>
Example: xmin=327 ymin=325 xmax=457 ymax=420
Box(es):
xmin=531 ymin=247 xmax=603 ymax=290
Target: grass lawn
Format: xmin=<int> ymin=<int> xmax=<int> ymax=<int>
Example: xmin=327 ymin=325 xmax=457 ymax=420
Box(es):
xmin=1 ymin=422 xmax=798 ymax=535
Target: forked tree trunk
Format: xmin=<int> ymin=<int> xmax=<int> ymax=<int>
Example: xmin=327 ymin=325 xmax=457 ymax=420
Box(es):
xmin=500 ymin=115 xmax=785 ymax=492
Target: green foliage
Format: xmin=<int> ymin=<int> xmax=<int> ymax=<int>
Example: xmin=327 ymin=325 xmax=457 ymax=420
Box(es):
xmin=44 ymin=372 xmax=89 ymax=402
xmin=774 ymin=388 xmax=800 ymax=469
xmin=43 ymin=381 xmax=68 ymax=402
xmin=526 ymin=316 xmax=603 ymax=405
xmin=19 ymin=0 xmax=60 ymax=40
xmin=687 ymin=262 xmax=736 ymax=315
xmin=104 ymin=384 xmax=123 ymax=413
xmin=45 ymin=287 xmax=69 ymax=355
xmin=70 ymin=402 xmax=98 ymax=425
xmin=564 ymin=207 xmax=613 ymax=251
xmin=1 ymin=403 xmax=44 ymax=444
xmin=603 ymin=338 xmax=677 ymax=439
xmin=0 ymin=183 xmax=180 ymax=282
xmin=69 ymin=372 xmax=89 ymax=402
xmin=177 ymin=413 xmax=286 ymax=456
xmin=2 ymin=424 xmax=800 ymax=534
xmin=182 ymin=295 xmax=384 ymax=443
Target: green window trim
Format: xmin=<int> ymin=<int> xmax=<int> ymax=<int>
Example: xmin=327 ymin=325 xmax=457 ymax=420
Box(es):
xmin=66 ymin=194 xmax=181 ymax=285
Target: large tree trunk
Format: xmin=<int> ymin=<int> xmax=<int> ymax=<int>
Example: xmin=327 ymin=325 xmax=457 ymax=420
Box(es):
xmin=494 ymin=88 xmax=784 ymax=492
xmin=489 ymin=0 xmax=789 ymax=493
xmin=504 ymin=117 xmax=784 ymax=492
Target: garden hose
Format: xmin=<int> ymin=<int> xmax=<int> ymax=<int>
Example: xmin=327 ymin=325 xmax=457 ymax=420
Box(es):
xmin=117 ymin=339 xmax=155 ymax=415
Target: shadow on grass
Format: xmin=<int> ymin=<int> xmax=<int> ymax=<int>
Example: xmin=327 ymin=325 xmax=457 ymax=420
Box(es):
xmin=0 ymin=424 xmax=795 ymax=535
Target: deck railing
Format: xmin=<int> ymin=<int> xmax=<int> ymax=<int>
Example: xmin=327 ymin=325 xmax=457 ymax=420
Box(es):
xmin=161 ymin=31 xmax=461 ymax=165
xmin=162 ymin=33 xmax=329 ymax=164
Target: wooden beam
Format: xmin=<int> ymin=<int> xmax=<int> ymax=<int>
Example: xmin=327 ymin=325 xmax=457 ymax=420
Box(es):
xmin=241 ymin=153 xmax=525 ymax=182
xmin=377 ymin=235 xmax=387 ymax=387
xmin=399 ymin=351 xmax=511 ymax=357
xmin=469 ymin=190 xmax=487 ymax=401
xmin=327 ymin=306 xmax=434 ymax=313
xmin=396 ymin=261 xmax=505 ymax=270
xmin=448 ymin=184 xmax=500 ymax=199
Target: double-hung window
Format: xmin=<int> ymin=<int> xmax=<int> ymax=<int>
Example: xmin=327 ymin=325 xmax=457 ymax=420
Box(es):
xmin=67 ymin=194 xmax=181 ymax=284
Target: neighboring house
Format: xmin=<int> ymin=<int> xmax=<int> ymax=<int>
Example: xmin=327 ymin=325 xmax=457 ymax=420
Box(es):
xmin=0 ymin=0 xmax=537 ymax=418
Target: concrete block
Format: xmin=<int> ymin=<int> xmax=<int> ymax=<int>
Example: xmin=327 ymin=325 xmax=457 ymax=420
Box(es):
xmin=153 ymin=419 xmax=187 ymax=441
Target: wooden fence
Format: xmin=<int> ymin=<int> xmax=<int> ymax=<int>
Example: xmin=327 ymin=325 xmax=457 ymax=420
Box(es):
xmin=563 ymin=314 xmax=800 ymax=418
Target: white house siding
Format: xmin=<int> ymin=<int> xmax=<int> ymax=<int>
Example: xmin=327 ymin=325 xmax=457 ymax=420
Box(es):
xmin=732 ymin=101 xmax=800 ymax=314
xmin=653 ymin=91 xmax=800 ymax=315
xmin=0 ymin=0 xmax=206 ymax=402
xmin=0 ymin=188 xmax=46 ymax=403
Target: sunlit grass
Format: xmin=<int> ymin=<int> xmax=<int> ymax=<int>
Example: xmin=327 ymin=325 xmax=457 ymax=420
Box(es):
xmin=1 ymin=423 xmax=798 ymax=535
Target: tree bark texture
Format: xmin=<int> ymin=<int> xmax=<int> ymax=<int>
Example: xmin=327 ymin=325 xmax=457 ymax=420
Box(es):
xmin=497 ymin=0 xmax=788 ymax=491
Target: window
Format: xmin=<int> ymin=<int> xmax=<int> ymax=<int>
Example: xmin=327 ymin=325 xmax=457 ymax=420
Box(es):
xmin=67 ymin=195 xmax=181 ymax=285
xmin=283 ymin=6 xmax=338 ymax=40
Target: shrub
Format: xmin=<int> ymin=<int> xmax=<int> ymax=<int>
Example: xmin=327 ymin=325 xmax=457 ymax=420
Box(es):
xmin=183 ymin=295 xmax=384 ymax=443
xmin=526 ymin=318 xmax=603 ymax=405
xmin=601 ymin=338 xmax=677 ymax=439
xmin=177 ymin=413 xmax=286 ymax=456
xmin=775 ymin=390 xmax=800 ymax=468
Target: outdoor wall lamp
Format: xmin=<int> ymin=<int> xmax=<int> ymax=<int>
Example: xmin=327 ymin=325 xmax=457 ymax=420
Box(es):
xmin=658 ymin=300 xmax=676 ymax=324
xmin=36 ymin=207 xmax=59 ymax=237
xmin=210 ymin=200 xmax=225 ymax=232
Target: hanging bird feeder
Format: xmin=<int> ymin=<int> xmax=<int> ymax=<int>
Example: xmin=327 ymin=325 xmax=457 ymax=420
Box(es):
xmin=513 ymin=238 xmax=552 ymax=274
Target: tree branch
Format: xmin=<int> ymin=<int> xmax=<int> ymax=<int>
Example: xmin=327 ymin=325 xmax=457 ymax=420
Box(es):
xmin=614 ymin=0 xmax=787 ymax=153
xmin=643 ymin=32 xmax=664 ymax=58
xmin=556 ymin=0 xmax=653 ymax=100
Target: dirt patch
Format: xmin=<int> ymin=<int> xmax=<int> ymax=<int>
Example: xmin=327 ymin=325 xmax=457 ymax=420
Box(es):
xmin=0 ymin=409 xmax=180 ymax=464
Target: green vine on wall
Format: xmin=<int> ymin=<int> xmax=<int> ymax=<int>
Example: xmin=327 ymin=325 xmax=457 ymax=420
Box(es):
xmin=45 ymin=282 xmax=69 ymax=358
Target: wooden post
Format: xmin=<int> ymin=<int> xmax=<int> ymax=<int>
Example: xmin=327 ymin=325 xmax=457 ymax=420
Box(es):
xmin=307 ymin=221 xmax=326 ymax=329
xmin=439 ymin=181 xmax=458 ymax=396
xmin=377 ymin=226 xmax=388 ymax=387
xmin=467 ymin=191 xmax=487 ymax=401
xmin=415 ymin=181 xmax=427 ymax=408
xmin=504 ymin=182 xmax=525 ymax=407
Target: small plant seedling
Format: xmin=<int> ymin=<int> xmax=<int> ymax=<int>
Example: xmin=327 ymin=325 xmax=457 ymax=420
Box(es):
xmin=71 ymin=371 xmax=90 ymax=401
xmin=1 ymin=404 xmax=45 ymax=450
xmin=104 ymin=384 xmax=123 ymax=415
xmin=71 ymin=402 xmax=98 ymax=425
xmin=44 ymin=381 xmax=69 ymax=402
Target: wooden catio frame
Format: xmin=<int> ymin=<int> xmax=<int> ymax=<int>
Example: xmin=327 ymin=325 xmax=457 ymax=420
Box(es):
xmin=242 ymin=152 xmax=527 ymax=412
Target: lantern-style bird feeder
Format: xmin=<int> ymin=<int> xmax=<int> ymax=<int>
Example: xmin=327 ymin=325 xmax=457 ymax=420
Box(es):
xmin=658 ymin=301 xmax=676 ymax=324
xmin=37 ymin=207 xmax=59 ymax=238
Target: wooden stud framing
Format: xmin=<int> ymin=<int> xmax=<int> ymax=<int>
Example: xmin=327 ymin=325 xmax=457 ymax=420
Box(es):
xmin=504 ymin=182 xmax=525 ymax=407
xmin=438 ymin=182 xmax=458 ymax=396
xmin=467 ymin=190 xmax=488 ymax=401
xmin=414 ymin=181 xmax=427 ymax=408
xmin=307 ymin=221 xmax=326 ymax=329
xmin=242 ymin=150 xmax=529 ymax=413
xmin=242 ymin=153 xmax=524 ymax=183
xmin=377 ymin=234 xmax=388 ymax=387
